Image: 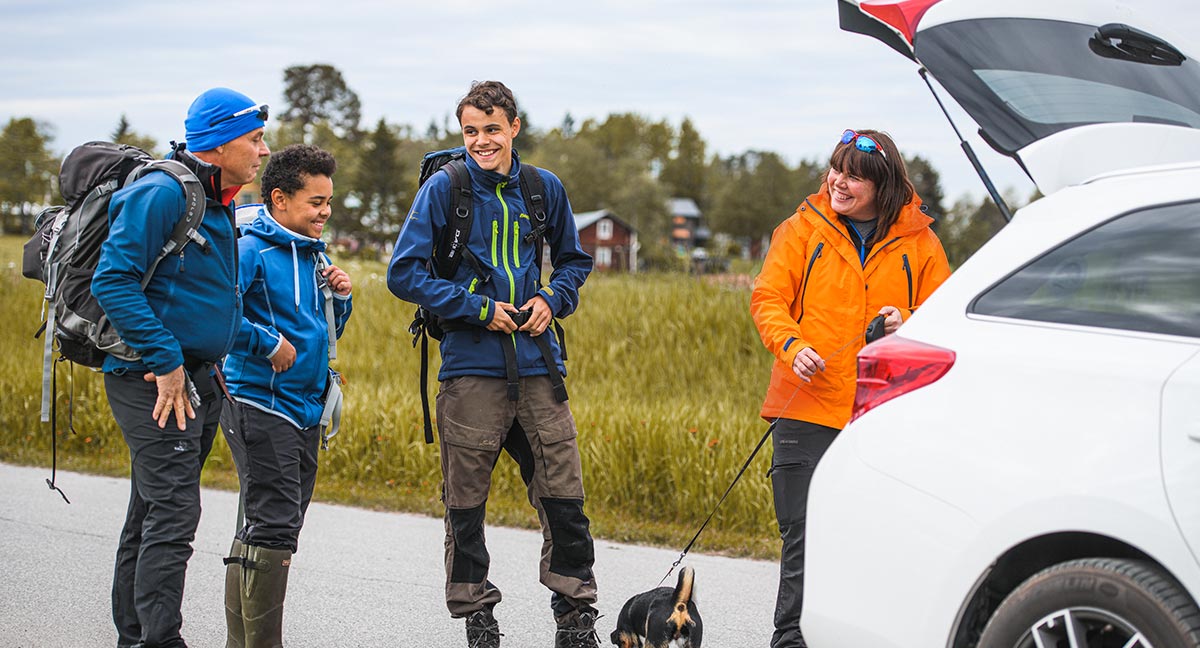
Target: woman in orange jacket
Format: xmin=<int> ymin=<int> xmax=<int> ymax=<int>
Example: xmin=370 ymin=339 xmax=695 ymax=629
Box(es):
xmin=750 ymin=129 xmax=950 ymax=648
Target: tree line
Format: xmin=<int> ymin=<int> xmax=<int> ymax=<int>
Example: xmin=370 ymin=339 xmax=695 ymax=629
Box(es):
xmin=0 ymin=64 xmax=1014 ymax=268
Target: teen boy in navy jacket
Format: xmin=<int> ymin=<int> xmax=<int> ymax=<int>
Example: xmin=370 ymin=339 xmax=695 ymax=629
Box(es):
xmin=93 ymin=87 xmax=269 ymax=648
xmin=387 ymin=81 xmax=599 ymax=648
xmin=219 ymin=144 xmax=351 ymax=647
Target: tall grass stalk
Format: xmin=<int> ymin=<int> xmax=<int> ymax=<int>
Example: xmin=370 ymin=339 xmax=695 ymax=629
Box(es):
xmin=0 ymin=236 xmax=779 ymax=558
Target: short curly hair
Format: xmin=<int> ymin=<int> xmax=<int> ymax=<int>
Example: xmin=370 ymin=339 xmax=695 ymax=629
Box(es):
xmin=455 ymin=80 xmax=518 ymax=124
xmin=261 ymin=144 xmax=337 ymax=213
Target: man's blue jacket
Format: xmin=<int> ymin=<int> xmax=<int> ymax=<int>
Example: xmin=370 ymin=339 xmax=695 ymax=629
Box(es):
xmin=222 ymin=207 xmax=352 ymax=429
xmin=387 ymin=151 xmax=592 ymax=381
xmin=92 ymin=153 xmax=240 ymax=376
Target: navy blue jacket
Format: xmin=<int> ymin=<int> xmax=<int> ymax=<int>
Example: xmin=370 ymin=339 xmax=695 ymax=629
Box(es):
xmin=387 ymin=151 xmax=592 ymax=380
xmin=222 ymin=207 xmax=352 ymax=429
xmin=92 ymin=152 xmax=241 ymax=375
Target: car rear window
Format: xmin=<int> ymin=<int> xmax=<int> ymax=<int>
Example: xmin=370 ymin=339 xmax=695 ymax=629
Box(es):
xmin=971 ymin=201 xmax=1200 ymax=338
xmin=916 ymin=18 xmax=1200 ymax=154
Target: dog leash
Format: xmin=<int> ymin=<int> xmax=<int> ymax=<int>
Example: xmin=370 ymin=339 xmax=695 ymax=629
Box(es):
xmin=656 ymin=314 xmax=886 ymax=587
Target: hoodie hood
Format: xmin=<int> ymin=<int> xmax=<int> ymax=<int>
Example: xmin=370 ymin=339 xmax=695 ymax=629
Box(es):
xmin=240 ymin=206 xmax=329 ymax=322
xmin=242 ymin=206 xmax=328 ymax=254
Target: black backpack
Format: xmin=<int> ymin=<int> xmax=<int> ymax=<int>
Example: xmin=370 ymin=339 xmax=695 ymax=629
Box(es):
xmin=22 ymin=141 xmax=206 ymax=502
xmin=23 ymin=142 xmax=206 ymax=414
xmin=407 ymin=148 xmax=558 ymax=442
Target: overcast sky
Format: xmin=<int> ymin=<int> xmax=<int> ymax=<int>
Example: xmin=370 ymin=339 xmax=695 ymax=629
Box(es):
xmin=2 ymin=0 xmax=1197 ymax=205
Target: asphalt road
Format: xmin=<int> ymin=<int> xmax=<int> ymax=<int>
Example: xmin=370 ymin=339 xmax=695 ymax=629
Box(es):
xmin=0 ymin=463 xmax=777 ymax=647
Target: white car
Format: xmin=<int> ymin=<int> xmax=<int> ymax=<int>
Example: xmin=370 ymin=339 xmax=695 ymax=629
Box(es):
xmin=804 ymin=1 xmax=1200 ymax=647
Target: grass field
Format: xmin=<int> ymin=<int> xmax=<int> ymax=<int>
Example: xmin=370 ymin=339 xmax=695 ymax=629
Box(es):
xmin=0 ymin=235 xmax=780 ymax=559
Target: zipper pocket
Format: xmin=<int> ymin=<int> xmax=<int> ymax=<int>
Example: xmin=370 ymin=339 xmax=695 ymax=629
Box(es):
xmin=512 ymin=221 xmax=520 ymax=268
xmin=797 ymin=242 xmax=824 ymax=322
xmin=902 ymin=254 xmax=913 ymax=309
xmin=491 ymin=220 xmax=499 ymax=266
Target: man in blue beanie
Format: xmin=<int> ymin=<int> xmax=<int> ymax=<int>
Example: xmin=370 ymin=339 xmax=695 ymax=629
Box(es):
xmin=92 ymin=86 xmax=270 ymax=648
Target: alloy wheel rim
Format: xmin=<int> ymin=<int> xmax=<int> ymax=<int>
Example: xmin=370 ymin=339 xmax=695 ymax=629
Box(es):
xmin=1016 ymin=606 xmax=1151 ymax=648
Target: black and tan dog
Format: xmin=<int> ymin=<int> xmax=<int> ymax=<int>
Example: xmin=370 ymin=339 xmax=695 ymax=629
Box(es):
xmin=610 ymin=565 xmax=702 ymax=647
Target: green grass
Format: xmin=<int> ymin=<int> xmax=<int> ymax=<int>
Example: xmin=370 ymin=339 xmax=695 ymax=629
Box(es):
xmin=0 ymin=235 xmax=779 ymax=559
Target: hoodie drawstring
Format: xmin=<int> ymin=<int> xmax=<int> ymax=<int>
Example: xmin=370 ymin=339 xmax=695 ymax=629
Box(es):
xmin=291 ymin=241 xmax=300 ymax=313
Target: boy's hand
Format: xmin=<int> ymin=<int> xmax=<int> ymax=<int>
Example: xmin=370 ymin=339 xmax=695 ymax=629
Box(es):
xmin=269 ymin=335 xmax=297 ymax=372
xmin=323 ymin=265 xmax=352 ymax=296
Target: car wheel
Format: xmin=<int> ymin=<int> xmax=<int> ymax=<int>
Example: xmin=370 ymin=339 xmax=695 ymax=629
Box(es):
xmin=978 ymin=558 xmax=1200 ymax=648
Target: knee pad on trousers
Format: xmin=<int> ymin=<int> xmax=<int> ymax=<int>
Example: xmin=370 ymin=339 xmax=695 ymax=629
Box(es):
xmin=541 ymin=497 xmax=595 ymax=580
xmin=448 ymin=504 xmax=489 ymax=584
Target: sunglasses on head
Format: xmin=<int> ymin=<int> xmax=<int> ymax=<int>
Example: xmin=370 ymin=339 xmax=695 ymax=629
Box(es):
xmin=209 ymin=103 xmax=269 ymax=128
xmin=840 ymin=129 xmax=886 ymax=159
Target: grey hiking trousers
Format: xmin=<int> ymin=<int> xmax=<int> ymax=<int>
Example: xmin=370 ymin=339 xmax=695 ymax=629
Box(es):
xmin=769 ymin=418 xmax=839 ymax=648
xmin=105 ymin=367 xmax=222 ymax=648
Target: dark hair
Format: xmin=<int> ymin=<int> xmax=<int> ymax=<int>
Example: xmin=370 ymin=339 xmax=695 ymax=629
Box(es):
xmin=455 ymin=80 xmax=519 ymax=124
xmin=828 ymin=129 xmax=914 ymax=244
xmin=261 ymin=144 xmax=337 ymax=213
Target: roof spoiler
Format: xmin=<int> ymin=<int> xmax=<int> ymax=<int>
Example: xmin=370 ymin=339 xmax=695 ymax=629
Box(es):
xmin=838 ymin=0 xmax=1013 ymax=221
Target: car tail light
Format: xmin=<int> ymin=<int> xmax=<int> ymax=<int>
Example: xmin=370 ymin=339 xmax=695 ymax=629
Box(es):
xmin=850 ymin=335 xmax=956 ymax=423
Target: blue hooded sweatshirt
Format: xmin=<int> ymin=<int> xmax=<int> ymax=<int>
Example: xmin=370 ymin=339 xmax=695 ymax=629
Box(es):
xmin=222 ymin=207 xmax=352 ymax=429
xmin=387 ymin=150 xmax=592 ymax=381
xmin=93 ymin=151 xmax=241 ymax=375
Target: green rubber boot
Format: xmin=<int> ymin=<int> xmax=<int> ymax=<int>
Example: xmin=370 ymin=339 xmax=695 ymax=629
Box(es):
xmin=241 ymin=545 xmax=292 ymax=648
xmin=224 ymin=539 xmax=245 ymax=648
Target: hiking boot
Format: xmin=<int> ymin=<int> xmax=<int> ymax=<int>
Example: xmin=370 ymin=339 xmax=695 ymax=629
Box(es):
xmin=465 ymin=609 xmax=502 ymax=648
xmin=554 ymin=608 xmax=601 ymax=648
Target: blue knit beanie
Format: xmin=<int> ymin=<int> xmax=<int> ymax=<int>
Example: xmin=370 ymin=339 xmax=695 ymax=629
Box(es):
xmin=184 ymin=87 xmax=268 ymax=152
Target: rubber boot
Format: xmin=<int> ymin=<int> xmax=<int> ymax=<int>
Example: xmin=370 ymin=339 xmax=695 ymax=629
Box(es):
xmin=224 ymin=539 xmax=246 ymax=648
xmin=241 ymin=544 xmax=292 ymax=648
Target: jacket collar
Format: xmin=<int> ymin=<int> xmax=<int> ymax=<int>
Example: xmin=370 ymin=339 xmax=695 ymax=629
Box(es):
xmin=808 ymin=184 xmax=933 ymax=238
xmin=463 ymin=149 xmax=523 ymax=187
xmin=171 ymin=146 xmax=224 ymax=204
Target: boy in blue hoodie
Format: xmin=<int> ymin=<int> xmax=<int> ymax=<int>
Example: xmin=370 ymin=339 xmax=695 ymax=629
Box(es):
xmin=218 ymin=144 xmax=352 ymax=647
xmin=93 ymin=87 xmax=269 ymax=648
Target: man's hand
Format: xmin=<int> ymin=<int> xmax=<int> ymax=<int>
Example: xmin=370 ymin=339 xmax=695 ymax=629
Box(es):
xmin=143 ymin=366 xmax=194 ymax=430
xmin=269 ymin=336 xmax=297 ymax=373
xmin=487 ymin=301 xmax=519 ymax=334
xmin=323 ymin=265 xmax=352 ymax=296
xmin=517 ymin=295 xmax=553 ymax=336
xmin=791 ymin=347 xmax=826 ymax=383
xmin=879 ymin=305 xmax=903 ymax=335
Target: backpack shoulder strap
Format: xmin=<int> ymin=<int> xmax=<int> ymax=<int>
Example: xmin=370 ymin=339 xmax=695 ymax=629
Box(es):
xmin=434 ymin=158 xmax=474 ymax=280
xmin=136 ymin=160 xmax=207 ymax=289
xmin=314 ymin=253 xmax=337 ymax=361
xmin=519 ymin=163 xmax=550 ymax=281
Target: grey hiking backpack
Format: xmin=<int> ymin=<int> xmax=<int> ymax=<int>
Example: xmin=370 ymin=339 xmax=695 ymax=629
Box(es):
xmin=23 ymin=141 xmax=206 ymax=420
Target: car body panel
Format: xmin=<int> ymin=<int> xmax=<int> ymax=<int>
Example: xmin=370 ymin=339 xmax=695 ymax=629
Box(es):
xmin=1162 ymin=351 xmax=1200 ymax=567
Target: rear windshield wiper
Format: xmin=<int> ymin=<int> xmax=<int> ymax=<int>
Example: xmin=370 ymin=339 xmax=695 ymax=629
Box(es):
xmin=1090 ymin=23 xmax=1185 ymax=66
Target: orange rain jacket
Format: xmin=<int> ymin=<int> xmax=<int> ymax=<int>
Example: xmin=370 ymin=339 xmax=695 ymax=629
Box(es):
xmin=751 ymin=185 xmax=951 ymax=429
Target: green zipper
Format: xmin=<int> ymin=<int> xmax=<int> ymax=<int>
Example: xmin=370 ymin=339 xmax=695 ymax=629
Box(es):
xmin=495 ymin=182 xmax=516 ymax=305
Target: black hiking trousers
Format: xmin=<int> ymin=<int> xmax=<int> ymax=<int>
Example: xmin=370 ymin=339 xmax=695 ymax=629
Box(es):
xmin=220 ymin=400 xmax=320 ymax=552
xmin=769 ymin=418 xmax=840 ymax=648
xmin=105 ymin=368 xmax=221 ymax=648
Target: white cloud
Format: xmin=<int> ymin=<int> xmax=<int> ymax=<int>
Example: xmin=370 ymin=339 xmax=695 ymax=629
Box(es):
xmin=1 ymin=0 xmax=1197 ymax=202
